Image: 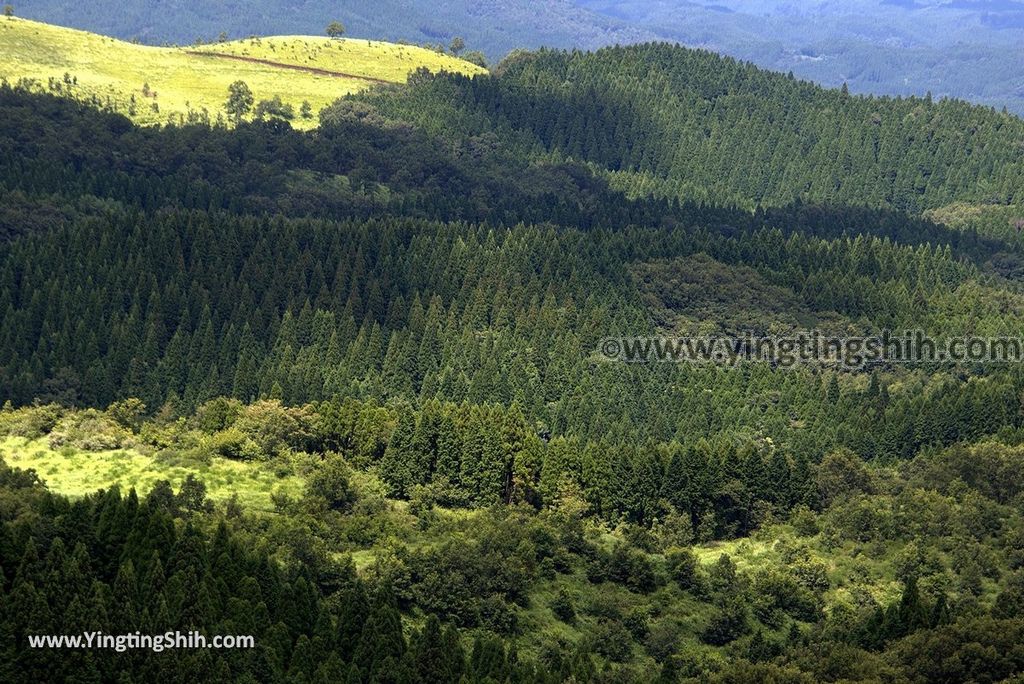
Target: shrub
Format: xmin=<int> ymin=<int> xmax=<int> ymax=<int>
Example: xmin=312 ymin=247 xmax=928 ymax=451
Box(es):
xmin=667 ymin=548 xmax=704 ymax=593
xmin=137 ymin=418 xmax=190 ymax=450
xmin=153 ymin=447 xmax=211 ymax=468
xmin=790 ymin=505 xmax=821 ymax=536
xmin=0 ymin=403 xmax=64 ymax=438
xmin=701 ymin=597 xmax=750 ymax=646
xmin=208 ymin=426 xmax=250 ymax=459
xmin=462 ymin=50 xmax=488 ymax=68
xmin=48 ymin=409 xmax=131 ymax=451
xmin=645 ymin=619 xmax=681 ymax=663
xmin=551 ymin=588 xmax=576 ymax=623
xmin=828 ymin=494 xmax=895 ymax=542
xmin=816 ymin=448 xmax=873 ymax=507
xmin=655 ymin=509 xmax=695 ymax=549
xmin=707 ymin=553 xmax=743 ymax=595
xmin=176 ymin=473 xmax=212 ymax=514
xmin=193 ymin=397 xmax=243 ymax=433
xmin=601 ymin=543 xmax=658 ymax=593
xmin=624 ymin=608 xmax=650 ymax=640
xmin=105 ymin=398 xmax=146 ymax=432
xmin=234 ymin=400 xmax=313 ymax=458
xmin=477 ymin=595 xmax=517 ymax=634
xmin=791 ymin=557 xmax=831 ymax=593
xmin=306 ymin=454 xmax=357 ymax=512
xmin=752 ymin=568 xmax=822 ymax=626
xmin=593 ymin=620 xmax=634 ymax=662
xmin=254 ymin=96 xmax=295 ymax=121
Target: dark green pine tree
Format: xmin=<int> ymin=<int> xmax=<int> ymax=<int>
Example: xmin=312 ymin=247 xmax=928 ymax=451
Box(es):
xmin=111 ymin=559 xmax=140 ymax=632
xmin=287 ymin=634 xmax=314 ymax=682
xmin=335 ymin=581 xmax=370 ymax=662
xmin=766 ymin=450 xmax=792 ymax=509
xmin=379 ymin=407 xmax=418 ymax=498
xmin=312 ymin=653 xmax=347 ymax=684
xmin=433 ymin=411 xmax=462 ymax=494
xmin=411 ymin=615 xmax=465 ymax=683
xmin=353 ymin=589 xmax=406 ymax=680
xmin=826 ymin=374 xmax=841 ymax=405
xmin=469 ymin=635 xmax=511 ymax=683
xmin=895 ymin=576 xmax=929 ymax=635
xmin=664 ymin=444 xmax=690 ymax=513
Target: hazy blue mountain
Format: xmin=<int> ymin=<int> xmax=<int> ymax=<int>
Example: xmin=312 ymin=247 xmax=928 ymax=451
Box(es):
xmin=13 ymin=0 xmax=1024 ymax=112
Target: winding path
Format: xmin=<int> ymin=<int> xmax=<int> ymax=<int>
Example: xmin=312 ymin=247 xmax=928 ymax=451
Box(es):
xmin=186 ymin=50 xmax=393 ymax=85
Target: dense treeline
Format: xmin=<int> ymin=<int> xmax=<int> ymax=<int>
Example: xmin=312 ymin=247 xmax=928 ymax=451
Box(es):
xmin=0 ymin=85 xmax=689 ymax=232
xmin=7 ymin=45 xmax=1024 ymax=222
xmin=3 ymin=59 xmax=1024 ymax=525
xmin=4 ymin=382 xmax=1022 ymax=542
xmin=2 ymin=201 xmax=1022 ymax=456
xmin=358 ymin=45 xmax=1024 ymax=212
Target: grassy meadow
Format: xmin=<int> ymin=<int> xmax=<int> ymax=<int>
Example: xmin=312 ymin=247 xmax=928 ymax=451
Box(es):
xmin=0 ymin=16 xmax=485 ymax=128
xmin=0 ymin=435 xmax=303 ymax=511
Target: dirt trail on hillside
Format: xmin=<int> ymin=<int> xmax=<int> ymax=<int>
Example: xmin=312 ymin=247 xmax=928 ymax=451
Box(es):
xmin=186 ymin=50 xmax=393 ymax=84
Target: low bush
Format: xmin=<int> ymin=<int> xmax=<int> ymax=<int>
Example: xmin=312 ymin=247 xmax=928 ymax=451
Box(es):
xmin=48 ymin=409 xmax=131 ymax=451
xmin=0 ymin=402 xmax=64 ymax=438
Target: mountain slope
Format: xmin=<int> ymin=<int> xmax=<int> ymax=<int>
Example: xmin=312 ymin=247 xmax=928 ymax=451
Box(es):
xmin=10 ymin=0 xmax=1024 ymax=113
xmin=0 ymin=17 xmax=485 ymax=127
xmin=353 ymin=44 xmax=1024 ymax=212
xmin=1 ymin=61 xmax=1021 ymax=415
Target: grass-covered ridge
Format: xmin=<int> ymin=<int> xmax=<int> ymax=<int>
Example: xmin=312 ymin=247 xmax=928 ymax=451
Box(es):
xmin=0 ymin=17 xmax=485 ymax=128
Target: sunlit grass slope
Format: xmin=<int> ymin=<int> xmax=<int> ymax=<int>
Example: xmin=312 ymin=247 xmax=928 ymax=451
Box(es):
xmin=0 ymin=436 xmax=302 ymax=512
xmin=191 ymin=34 xmax=482 ymax=83
xmin=0 ymin=17 xmax=486 ymax=129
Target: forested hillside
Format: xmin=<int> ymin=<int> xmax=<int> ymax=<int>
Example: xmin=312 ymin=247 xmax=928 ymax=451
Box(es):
xmin=3 ymin=38 xmax=1024 ymax=682
xmin=357 ymin=45 xmax=1024 ymax=211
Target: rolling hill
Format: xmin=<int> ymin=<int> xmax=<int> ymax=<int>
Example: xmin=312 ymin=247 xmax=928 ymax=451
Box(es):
xmin=10 ymin=0 xmax=1024 ymax=113
xmin=0 ymin=17 xmax=486 ymax=128
xmin=8 ymin=0 xmax=650 ymax=61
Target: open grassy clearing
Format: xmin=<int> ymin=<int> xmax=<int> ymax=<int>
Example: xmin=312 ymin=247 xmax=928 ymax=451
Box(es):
xmin=0 ymin=435 xmax=302 ymax=511
xmin=0 ymin=17 xmax=485 ymax=128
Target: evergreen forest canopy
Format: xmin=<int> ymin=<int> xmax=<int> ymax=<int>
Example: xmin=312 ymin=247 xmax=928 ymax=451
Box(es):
xmin=3 ymin=39 xmax=1024 ymax=682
